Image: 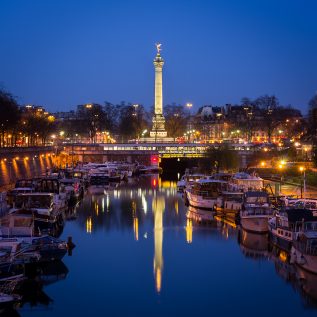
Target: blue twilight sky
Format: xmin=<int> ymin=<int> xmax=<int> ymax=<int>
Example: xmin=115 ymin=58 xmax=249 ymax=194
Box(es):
xmin=0 ymin=0 xmax=316 ymax=113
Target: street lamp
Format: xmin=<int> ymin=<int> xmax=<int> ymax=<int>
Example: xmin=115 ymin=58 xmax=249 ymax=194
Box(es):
xmin=186 ymin=103 xmax=193 ymax=138
xmin=132 ymin=104 xmax=139 ymax=117
xmin=186 ymin=103 xmax=193 ymax=110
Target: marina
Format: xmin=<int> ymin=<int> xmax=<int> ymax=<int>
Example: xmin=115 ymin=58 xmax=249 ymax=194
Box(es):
xmin=1 ymin=1 xmax=317 ymax=316
xmin=0 ymin=167 xmax=316 ymax=316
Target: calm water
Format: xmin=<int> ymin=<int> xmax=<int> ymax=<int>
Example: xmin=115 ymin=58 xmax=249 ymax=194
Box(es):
xmin=12 ymin=175 xmax=317 ymax=317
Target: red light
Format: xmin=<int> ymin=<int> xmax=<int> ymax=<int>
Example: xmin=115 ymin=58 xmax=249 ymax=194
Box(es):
xmin=151 ymin=155 xmax=158 ymax=163
xmin=152 ymin=179 xmax=157 ymax=187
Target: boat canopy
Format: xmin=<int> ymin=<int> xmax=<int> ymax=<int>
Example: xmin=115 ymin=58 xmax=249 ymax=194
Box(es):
xmin=15 ymin=194 xmax=54 ymax=209
xmin=284 ymin=209 xmax=316 ymax=223
xmin=245 ymin=191 xmax=268 ymax=197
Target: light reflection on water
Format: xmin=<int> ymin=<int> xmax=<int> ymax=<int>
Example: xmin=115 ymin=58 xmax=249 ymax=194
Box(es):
xmin=17 ymin=174 xmax=317 ymax=317
xmin=0 ymin=157 xmax=53 ymax=186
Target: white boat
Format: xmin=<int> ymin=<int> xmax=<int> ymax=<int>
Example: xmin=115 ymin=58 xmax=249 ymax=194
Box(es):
xmin=9 ymin=193 xmax=56 ymax=217
xmin=215 ymin=191 xmax=244 ymax=218
xmin=240 ymin=191 xmax=273 ymax=233
xmin=6 ymin=187 xmax=34 ymax=208
xmin=0 ymin=213 xmax=35 ymax=237
xmin=59 ymin=178 xmax=84 ymax=200
xmin=38 ymin=178 xmax=68 ymax=209
xmin=111 ymin=164 xmax=133 ymax=178
xmin=291 ymin=220 xmax=317 ymax=274
xmin=177 ymin=173 xmax=205 ymax=192
xmin=230 ymin=172 xmax=264 ymax=192
xmin=5 ymin=193 xmax=65 ymax=236
xmin=185 ymin=179 xmax=228 ymax=210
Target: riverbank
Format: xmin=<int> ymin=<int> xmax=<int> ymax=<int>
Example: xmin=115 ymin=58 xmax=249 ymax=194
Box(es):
xmin=253 ymin=166 xmax=317 ymax=188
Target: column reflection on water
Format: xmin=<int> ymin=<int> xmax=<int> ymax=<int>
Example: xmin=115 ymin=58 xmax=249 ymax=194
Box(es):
xmin=185 ymin=218 xmax=193 ymax=244
xmin=152 ymin=189 xmax=165 ymax=293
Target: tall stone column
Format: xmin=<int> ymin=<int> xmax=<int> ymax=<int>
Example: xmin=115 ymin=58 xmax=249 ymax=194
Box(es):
xmin=154 ymin=54 xmax=163 ymax=115
xmin=150 ymin=44 xmax=167 ymax=138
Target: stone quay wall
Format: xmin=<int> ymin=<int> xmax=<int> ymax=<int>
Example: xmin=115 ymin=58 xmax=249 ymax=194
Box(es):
xmin=0 ymin=146 xmax=55 ymax=187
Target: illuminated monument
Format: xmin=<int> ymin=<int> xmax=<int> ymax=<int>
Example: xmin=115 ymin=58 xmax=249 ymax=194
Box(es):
xmin=142 ymin=43 xmax=173 ymax=143
xmin=150 ymin=43 xmax=167 ymax=139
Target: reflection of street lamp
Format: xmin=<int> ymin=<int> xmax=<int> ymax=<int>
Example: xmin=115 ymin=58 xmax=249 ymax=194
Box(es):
xmin=299 ymin=166 xmax=306 ymax=199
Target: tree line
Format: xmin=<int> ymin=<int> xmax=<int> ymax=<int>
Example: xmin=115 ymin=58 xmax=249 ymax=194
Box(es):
xmin=0 ymin=90 xmax=55 ymax=147
xmin=1 ymin=88 xmax=316 ymax=151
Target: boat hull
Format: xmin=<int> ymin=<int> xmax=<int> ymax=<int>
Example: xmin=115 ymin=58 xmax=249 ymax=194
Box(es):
xmin=186 ymin=192 xmax=217 ymax=210
xmin=240 ymin=216 xmax=269 ymax=233
xmin=268 ymin=230 xmax=293 ymax=252
xmin=291 ymin=247 xmax=317 ymax=274
xmin=39 ymin=248 xmax=67 ymax=262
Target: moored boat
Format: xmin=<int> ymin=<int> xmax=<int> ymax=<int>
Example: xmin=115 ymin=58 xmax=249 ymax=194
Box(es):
xmin=291 ymin=221 xmax=317 ymax=274
xmin=230 ymin=172 xmax=264 ymax=192
xmin=185 ymin=179 xmax=228 ymax=210
xmin=269 ymin=209 xmax=317 ymax=252
xmin=177 ymin=173 xmax=205 ymax=192
xmin=215 ymin=191 xmax=244 ymax=219
xmin=240 ymin=191 xmax=273 ymax=233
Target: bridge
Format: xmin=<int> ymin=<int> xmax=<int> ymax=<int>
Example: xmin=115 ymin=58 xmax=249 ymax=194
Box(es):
xmin=61 ymin=143 xmax=255 ymax=165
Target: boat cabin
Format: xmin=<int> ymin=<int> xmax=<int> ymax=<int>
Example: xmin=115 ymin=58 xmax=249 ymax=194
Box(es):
xmin=14 ymin=193 xmax=54 ymax=210
xmin=217 ymin=191 xmax=244 ymax=210
xmin=191 ymin=179 xmax=228 ymax=198
xmin=244 ymin=191 xmax=269 ymax=206
xmin=231 ymin=172 xmax=264 ymax=191
xmin=0 ymin=213 xmax=34 ymax=237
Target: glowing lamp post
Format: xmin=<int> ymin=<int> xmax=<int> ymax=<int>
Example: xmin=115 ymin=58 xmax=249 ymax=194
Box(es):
xmin=186 ymin=103 xmax=193 ymax=141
